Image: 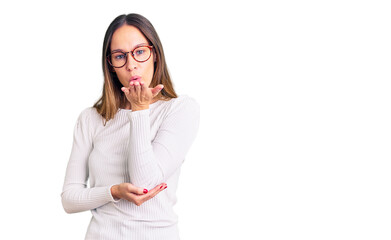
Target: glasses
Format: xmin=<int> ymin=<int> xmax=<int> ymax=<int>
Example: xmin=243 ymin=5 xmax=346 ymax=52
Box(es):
xmin=107 ymin=45 xmax=153 ymax=68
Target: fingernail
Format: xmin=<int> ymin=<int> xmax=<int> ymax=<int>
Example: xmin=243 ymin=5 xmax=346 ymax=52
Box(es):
xmin=160 ymin=185 xmax=163 ymax=189
xmin=164 ymin=185 xmax=167 ymax=189
xmin=143 ymin=189 xmax=148 ymax=193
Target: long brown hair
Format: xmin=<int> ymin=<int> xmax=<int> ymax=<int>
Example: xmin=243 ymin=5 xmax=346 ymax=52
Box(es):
xmin=93 ymin=13 xmax=177 ymax=124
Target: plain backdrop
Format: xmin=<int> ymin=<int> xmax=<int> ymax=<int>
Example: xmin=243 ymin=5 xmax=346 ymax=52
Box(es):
xmin=0 ymin=0 xmax=390 ymax=239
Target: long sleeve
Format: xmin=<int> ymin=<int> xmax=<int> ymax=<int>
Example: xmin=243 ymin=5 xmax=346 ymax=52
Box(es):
xmin=127 ymin=97 xmax=200 ymax=189
xmin=61 ymin=109 xmax=118 ymax=214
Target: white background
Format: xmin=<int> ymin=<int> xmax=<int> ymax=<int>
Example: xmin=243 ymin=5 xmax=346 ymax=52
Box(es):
xmin=0 ymin=0 xmax=390 ymax=239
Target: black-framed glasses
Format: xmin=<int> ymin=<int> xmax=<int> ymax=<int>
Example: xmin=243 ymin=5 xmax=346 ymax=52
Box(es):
xmin=107 ymin=45 xmax=153 ymax=68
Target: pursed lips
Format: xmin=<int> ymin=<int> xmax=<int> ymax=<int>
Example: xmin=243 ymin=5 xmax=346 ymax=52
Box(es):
xmin=129 ymin=75 xmax=141 ymax=84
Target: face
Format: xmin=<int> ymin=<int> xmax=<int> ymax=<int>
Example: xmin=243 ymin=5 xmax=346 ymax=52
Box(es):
xmin=110 ymin=25 xmax=155 ymax=88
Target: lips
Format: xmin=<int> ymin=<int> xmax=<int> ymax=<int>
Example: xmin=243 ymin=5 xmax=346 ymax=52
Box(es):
xmin=129 ymin=75 xmax=141 ymax=83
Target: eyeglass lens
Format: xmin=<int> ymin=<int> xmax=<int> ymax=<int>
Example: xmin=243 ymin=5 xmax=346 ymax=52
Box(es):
xmin=110 ymin=46 xmax=151 ymax=67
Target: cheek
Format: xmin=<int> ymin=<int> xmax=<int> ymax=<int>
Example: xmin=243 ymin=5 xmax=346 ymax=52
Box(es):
xmin=114 ymin=70 xmax=128 ymax=86
xmin=144 ymin=62 xmax=155 ymax=83
xmin=148 ymin=63 xmax=155 ymax=76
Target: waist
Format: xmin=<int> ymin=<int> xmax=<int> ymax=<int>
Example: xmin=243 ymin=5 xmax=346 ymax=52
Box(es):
xmin=92 ymin=196 xmax=178 ymax=223
xmin=85 ymin=217 xmax=179 ymax=240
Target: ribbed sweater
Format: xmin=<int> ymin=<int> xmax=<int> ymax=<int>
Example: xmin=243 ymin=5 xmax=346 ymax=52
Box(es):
xmin=61 ymin=95 xmax=200 ymax=240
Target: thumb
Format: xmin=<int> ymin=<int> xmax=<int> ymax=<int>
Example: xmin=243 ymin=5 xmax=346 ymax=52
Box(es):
xmin=151 ymin=84 xmax=164 ymax=97
xmin=127 ymin=184 xmax=148 ymax=195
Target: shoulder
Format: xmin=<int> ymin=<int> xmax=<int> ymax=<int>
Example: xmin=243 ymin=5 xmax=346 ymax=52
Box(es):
xmin=73 ymin=107 xmax=104 ymax=139
xmin=167 ymin=94 xmax=200 ymax=113
xmin=77 ymin=107 xmax=99 ymax=120
xmin=76 ymin=107 xmax=104 ymax=126
xmin=162 ymin=95 xmax=200 ymax=122
xmin=151 ymin=95 xmax=199 ymax=122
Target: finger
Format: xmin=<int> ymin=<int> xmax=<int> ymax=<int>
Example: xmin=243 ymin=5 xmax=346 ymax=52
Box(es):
xmin=129 ymin=81 xmax=136 ymax=94
xmin=140 ymin=82 xmax=150 ymax=99
xmin=134 ymin=81 xmax=141 ymax=95
xmin=140 ymin=81 xmax=147 ymax=93
xmin=130 ymin=183 xmax=167 ymax=206
xmin=127 ymin=183 xmax=148 ymax=195
xmin=121 ymin=87 xmax=129 ymax=95
xmin=143 ymin=183 xmax=167 ymax=200
xmin=151 ymin=84 xmax=164 ymax=97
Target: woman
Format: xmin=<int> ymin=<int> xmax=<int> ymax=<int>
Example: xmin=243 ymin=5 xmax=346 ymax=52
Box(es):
xmin=61 ymin=13 xmax=200 ymax=240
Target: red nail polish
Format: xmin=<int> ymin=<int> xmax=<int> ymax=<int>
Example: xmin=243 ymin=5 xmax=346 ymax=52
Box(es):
xmin=160 ymin=185 xmax=163 ymax=189
xmin=143 ymin=189 xmax=148 ymax=193
xmin=164 ymin=185 xmax=167 ymax=189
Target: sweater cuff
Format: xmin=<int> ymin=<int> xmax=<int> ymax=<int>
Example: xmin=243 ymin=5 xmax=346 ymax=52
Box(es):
xmin=128 ymin=108 xmax=150 ymax=118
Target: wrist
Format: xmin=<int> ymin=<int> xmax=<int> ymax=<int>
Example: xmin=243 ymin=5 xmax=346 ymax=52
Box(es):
xmin=132 ymin=105 xmax=149 ymax=111
xmin=110 ymin=185 xmax=121 ymax=200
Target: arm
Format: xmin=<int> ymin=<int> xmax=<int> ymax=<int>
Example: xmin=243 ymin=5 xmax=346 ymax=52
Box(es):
xmin=127 ymin=97 xmax=200 ymax=189
xmin=60 ymin=109 xmax=118 ymax=214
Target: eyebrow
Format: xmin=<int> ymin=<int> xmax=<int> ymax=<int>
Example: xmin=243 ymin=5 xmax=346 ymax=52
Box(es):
xmin=111 ymin=43 xmax=149 ymax=53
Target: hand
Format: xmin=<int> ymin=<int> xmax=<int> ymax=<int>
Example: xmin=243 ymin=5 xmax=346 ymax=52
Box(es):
xmin=121 ymin=81 xmax=164 ymax=111
xmin=111 ymin=182 xmax=167 ymax=206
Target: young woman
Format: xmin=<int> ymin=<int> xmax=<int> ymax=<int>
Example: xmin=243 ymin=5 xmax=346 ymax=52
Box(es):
xmin=61 ymin=13 xmax=200 ymax=239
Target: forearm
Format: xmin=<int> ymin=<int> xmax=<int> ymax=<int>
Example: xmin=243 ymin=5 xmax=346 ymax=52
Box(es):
xmin=61 ymin=184 xmax=118 ymax=214
xmin=128 ymin=147 xmax=164 ymax=189
xmin=127 ymin=97 xmax=200 ymax=189
xmin=127 ymin=109 xmax=163 ymax=189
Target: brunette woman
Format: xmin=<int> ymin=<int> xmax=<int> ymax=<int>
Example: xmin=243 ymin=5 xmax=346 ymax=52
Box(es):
xmin=61 ymin=13 xmax=200 ymax=240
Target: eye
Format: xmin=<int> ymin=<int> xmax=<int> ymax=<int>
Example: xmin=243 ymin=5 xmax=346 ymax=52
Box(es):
xmin=114 ymin=54 xmax=126 ymax=60
xmin=135 ymin=49 xmax=145 ymax=56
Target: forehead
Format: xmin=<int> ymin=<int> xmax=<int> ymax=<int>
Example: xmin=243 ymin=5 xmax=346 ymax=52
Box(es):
xmin=111 ymin=25 xmax=148 ymax=50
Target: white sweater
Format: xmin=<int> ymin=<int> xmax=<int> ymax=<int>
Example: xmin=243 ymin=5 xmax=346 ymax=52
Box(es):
xmin=61 ymin=95 xmax=200 ymax=240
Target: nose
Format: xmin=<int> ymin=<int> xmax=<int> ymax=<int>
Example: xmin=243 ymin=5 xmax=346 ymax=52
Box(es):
xmin=126 ymin=53 xmax=137 ymax=71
